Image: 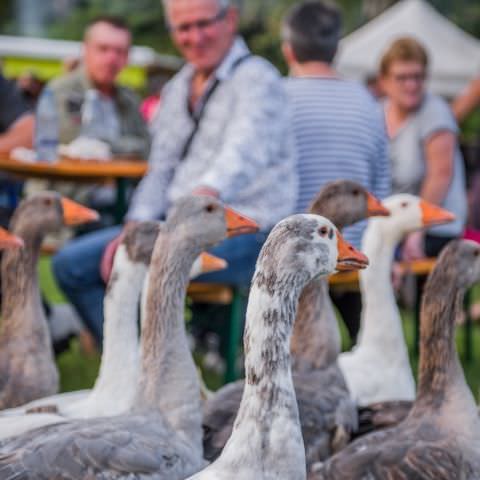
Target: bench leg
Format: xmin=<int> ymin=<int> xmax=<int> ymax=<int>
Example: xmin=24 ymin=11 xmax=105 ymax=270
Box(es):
xmin=224 ymin=289 xmax=245 ymax=383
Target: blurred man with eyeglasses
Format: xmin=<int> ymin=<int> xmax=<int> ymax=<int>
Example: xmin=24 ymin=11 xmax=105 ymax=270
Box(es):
xmin=52 ymin=0 xmax=296 ymax=347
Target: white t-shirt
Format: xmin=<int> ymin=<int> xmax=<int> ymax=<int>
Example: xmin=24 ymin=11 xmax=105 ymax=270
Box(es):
xmin=386 ymin=93 xmax=467 ymax=237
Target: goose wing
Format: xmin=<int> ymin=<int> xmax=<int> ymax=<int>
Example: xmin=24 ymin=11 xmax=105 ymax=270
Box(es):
xmin=0 ymin=414 xmax=202 ymax=479
xmin=311 ymin=425 xmax=470 ymax=480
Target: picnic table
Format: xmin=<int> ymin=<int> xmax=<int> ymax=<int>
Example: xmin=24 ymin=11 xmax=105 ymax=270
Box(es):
xmin=0 ymin=153 xmax=148 ymax=222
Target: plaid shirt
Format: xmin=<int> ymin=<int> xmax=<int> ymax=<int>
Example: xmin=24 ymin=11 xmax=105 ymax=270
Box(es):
xmin=127 ymin=37 xmax=297 ymax=230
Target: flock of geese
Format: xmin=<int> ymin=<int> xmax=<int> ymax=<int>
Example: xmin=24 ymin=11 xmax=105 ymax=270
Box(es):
xmin=0 ymin=182 xmax=478 ymax=479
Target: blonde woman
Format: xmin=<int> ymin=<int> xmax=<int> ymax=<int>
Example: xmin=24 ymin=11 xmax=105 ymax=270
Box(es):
xmin=379 ymin=37 xmax=467 ymax=260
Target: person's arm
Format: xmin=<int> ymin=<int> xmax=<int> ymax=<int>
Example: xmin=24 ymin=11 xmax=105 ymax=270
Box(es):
xmin=402 ymin=130 xmax=455 ymax=261
xmin=195 ymin=65 xmax=289 ymax=202
xmin=452 ymin=77 xmax=480 ymax=123
xmin=0 ymin=113 xmax=34 ymax=152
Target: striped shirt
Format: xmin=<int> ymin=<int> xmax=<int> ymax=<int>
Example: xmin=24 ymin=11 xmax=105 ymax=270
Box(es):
xmin=284 ymin=77 xmax=391 ymax=247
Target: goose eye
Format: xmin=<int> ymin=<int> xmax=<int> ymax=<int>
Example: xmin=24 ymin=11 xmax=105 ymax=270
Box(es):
xmin=205 ymin=204 xmax=216 ymax=213
xmin=352 ymin=189 xmax=360 ymax=196
xmin=44 ymin=197 xmax=53 ymax=207
xmin=319 ymin=226 xmax=328 ymax=237
xmin=474 ymin=250 xmax=479 ymax=258
xmin=401 ymin=201 xmax=409 ymax=208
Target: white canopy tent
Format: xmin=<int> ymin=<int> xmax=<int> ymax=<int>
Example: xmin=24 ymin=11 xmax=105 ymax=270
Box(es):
xmin=335 ymin=0 xmax=480 ymax=97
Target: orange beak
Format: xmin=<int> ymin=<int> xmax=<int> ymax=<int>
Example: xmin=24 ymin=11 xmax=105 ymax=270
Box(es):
xmin=336 ymin=230 xmax=369 ymax=271
xmin=224 ymin=206 xmax=259 ymax=237
xmin=0 ymin=227 xmax=24 ymax=249
xmin=61 ymin=197 xmax=100 ymax=226
xmin=366 ymin=192 xmax=390 ymax=217
xmin=419 ymin=200 xmax=456 ymax=227
xmin=200 ymin=252 xmax=228 ymax=274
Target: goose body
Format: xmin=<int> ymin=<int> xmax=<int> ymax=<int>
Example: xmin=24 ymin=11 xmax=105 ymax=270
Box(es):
xmin=338 ymin=194 xmax=455 ymax=406
xmin=313 ymin=240 xmax=480 ymax=479
xmin=203 ymin=181 xmax=386 ymax=468
xmin=0 ymin=196 xmax=258 ymax=479
xmin=189 ymin=214 xmax=368 ymax=480
xmin=0 ymin=193 xmax=98 ymax=409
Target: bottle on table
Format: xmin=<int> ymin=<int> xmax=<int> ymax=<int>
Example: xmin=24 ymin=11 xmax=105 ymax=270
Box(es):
xmin=34 ymin=88 xmax=59 ymax=163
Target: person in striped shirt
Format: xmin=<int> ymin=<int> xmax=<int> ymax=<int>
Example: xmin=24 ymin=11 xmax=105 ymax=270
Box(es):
xmin=281 ymin=0 xmax=391 ymax=343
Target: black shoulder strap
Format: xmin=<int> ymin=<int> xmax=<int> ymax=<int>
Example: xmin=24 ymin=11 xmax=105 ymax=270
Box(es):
xmin=179 ymin=53 xmax=252 ymax=161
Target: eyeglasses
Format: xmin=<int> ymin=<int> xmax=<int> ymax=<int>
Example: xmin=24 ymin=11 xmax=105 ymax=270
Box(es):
xmin=168 ymin=8 xmax=228 ymax=35
xmin=390 ymin=72 xmax=426 ymax=84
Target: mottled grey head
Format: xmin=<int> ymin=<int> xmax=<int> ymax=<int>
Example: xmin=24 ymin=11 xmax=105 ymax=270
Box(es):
xmin=308 ymin=180 xmax=388 ymax=230
xmin=10 ymin=191 xmax=65 ymax=235
xmin=431 ymin=239 xmax=480 ymax=291
xmin=122 ymin=221 xmax=162 ymax=265
xmin=256 ymin=214 xmax=340 ymax=285
xmin=166 ymin=195 xmax=257 ymax=251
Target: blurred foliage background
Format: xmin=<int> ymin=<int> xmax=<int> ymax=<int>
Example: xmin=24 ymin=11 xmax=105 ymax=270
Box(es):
xmin=0 ymin=0 xmax=479 ymax=72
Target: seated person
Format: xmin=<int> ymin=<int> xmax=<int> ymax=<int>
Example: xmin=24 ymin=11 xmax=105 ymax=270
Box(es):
xmin=280 ymin=0 xmax=390 ymax=343
xmin=52 ymin=0 xmax=296 ymax=347
xmin=379 ymin=37 xmax=467 ymax=259
xmin=26 ymin=16 xmax=151 ymax=216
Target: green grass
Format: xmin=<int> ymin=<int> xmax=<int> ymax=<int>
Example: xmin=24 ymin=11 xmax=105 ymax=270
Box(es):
xmin=39 ymin=257 xmax=480 ymax=397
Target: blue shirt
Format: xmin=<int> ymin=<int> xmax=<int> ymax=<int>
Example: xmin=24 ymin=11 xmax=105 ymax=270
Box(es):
xmin=285 ymin=76 xmax=391 ymax=247
xmin=128 ymin=37 xmax=297 ymax=230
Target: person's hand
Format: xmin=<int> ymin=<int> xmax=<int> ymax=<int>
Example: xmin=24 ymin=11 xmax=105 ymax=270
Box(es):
xmin=401 ymin=231 xmax=425 ymax=261
xmin=191 ymin=186 xmax=219 ymax=198
xmin=100 ymin=231 xmax=126 ymax=284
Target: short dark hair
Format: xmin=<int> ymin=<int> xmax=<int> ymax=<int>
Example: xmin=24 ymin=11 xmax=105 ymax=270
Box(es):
xmin=282 ymin=0 xmax=342 ymax=64
xmin=84 ymin=15 xmax=130 ymax=40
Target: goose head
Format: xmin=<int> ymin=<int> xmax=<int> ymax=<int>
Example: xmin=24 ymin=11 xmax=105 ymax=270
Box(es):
xmin=435 ymin=239 xmax=480 ymax=291
xmin=0 ymin=227 xmax=24 ymax=249
xmin=309 ymin=180 xmax=389 ymax=229
xmin=165 ymin=195 xmax=259 ymax=251
xmin=10 ymin=191 xmax=99 ymax=237
xmin=257 ymin=214 xmax=368 ymax=285
xmin=371 ymin=194 xmax=455 ymax=244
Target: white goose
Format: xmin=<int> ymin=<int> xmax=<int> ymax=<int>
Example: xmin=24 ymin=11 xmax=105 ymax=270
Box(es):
xmin=0 ymin=195 xmax=258 ymax=480
xmin=338 ymin=194 xmax=455 ymax=406
xmin=187 ymin=214 xmax=368 ymax=480
xmin=0 ymin=222 xmax=226 ymax=439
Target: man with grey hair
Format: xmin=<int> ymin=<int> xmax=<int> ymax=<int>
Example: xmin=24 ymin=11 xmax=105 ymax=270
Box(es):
xmin=281 ymin=0 xmax=390 ymax=343
xmin=53 ymin=0 xmax=296 ymax=346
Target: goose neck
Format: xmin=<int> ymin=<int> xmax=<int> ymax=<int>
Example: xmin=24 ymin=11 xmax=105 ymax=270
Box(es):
xmin=1 ymin=230 xmax=43 ymax=333
xmin=356 ymin=221 xmax=403 ymax=347
xmin=291 ymin=277 xmax=340 ymax=370
xmin=413 ymin=287 xmax=467 ymax=414
xmin=92 ymin=246 xmax=146 ymax=397
xmin=134 ymin=233 xmax=202 ymax=452
xmin=222 ymin=265 xmax=307 ymax=467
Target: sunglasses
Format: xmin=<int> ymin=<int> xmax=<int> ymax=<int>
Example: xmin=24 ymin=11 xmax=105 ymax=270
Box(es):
xmin=168 ymin=8 xmax=228 ymax=35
